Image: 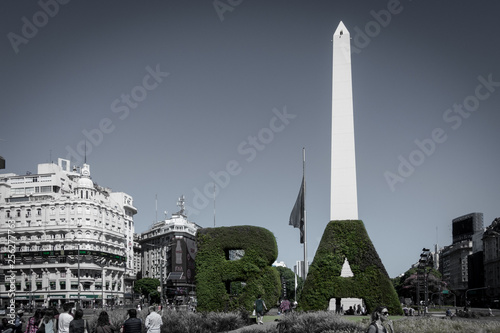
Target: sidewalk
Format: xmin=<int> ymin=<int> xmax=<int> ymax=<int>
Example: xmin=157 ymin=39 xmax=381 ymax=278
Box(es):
xmin=228 ymin=320 xmax=278 ymax=333
xmin=228 ymin=308 xmax=281 ymax=333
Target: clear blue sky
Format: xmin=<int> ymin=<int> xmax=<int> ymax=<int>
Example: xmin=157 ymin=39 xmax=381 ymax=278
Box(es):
xmin=1 ymin=1 xmax=500 ymax=277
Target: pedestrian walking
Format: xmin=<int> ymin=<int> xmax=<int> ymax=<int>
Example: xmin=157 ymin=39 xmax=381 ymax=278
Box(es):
xmin=254 ymin=295 xmax=267 ymax=325
xmin=145 ymin=306 xmax=162 ymax=333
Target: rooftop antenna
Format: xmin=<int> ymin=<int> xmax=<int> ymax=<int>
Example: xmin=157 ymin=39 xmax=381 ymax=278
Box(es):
xmin=177 ymin=195 xmax=186 ymax=216
xmin=155 ymin=194 xmax=158 ymax=222
xmin=84 ymin=141 xmax=87 ymax=164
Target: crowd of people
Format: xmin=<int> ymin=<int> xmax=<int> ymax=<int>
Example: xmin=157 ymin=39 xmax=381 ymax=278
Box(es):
xmin=1 ymin=300 xmax=399 ymax=333
xmin=0 ymin=305 xmax=164 ymax=333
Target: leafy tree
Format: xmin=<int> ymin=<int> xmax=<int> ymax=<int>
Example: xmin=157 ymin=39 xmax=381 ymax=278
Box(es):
xmin=393 ymin=267 xmax=445 ymax=304
xmin=275 ymin=266 xmax=303 ymax=302
xmin=134 ymin=278 xmax=160 ymax=303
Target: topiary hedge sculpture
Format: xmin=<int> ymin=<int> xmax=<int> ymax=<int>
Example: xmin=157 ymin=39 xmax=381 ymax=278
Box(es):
xmin=299 ymin=220 xmax=402 ymax=315
xmin=195 ymin=225 xmax=281 ymax=312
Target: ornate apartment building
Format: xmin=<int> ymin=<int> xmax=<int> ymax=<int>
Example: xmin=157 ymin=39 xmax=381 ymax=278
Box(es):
xmin=138 ymin=196 xmax=200 ymax=303
xmin=0 ymin=158 xmax=137 ymax=308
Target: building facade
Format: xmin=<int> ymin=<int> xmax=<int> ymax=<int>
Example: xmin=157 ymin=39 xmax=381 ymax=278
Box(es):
xmin=439 ymin=213 xmax=484 ymax=302
xmin=138 ymin=196 xmax=200 ymax=304
xmin=0 ymin=158 xmax=137 ymax=309
xmin=483 ymin=218 xmax=500 ymax=301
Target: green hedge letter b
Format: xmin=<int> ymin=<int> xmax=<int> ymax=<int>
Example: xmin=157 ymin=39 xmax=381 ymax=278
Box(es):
xmin=195 ymin=225 xmax=281 ymax=312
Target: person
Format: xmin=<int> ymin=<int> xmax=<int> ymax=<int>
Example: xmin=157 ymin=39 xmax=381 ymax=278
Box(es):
xmin=345 ymin=306 xmax=355 ymax=315
xmin=122 ymin=309 xmax=142 ymax=333
xmin=367 ymin=306 xmax=394 ymax=333
xmin=279 ymin=298 xmax=291 ymax=314
xmin=145 ymin=306 xmax=162 ymax=333
xmin=95 ymin=311 xmax=115 ymax=333
xmin=38 ymin=308 xmax=57 ymax=333
xmin=254 ymin=295 xmax=267 ymax=325
xmin=14 ymin=311 xmax=24 ymax=333
xmin=68 ymin=309 xmax=89 ymax=333
xmin=58 ymin=303 xmax=74 ymax=333
xmin=25 ymin=309 xmax=44 ymax=333
xmin=1 ymin=318 xmax=15 ymax=333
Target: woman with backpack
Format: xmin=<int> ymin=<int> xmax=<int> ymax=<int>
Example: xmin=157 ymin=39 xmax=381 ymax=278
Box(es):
xmin=69 ymin=309 xmax=89 ymax=333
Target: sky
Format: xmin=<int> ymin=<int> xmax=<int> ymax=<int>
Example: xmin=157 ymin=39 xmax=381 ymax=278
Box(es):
xmin=1 ymin=1 xmax=500 ymax=278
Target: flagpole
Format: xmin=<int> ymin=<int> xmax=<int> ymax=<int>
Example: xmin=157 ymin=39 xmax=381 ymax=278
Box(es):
xmin=302 ymin=147 xmax=308 ymax=278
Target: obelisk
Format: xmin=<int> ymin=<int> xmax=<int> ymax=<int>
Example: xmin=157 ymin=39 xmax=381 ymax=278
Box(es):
xmin=330 ymin=21 xmax=358 ymax=221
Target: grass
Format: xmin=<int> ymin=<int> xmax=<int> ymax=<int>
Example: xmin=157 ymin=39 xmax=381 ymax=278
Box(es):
xmin=82 ymin=308 xmax=500 ymax=333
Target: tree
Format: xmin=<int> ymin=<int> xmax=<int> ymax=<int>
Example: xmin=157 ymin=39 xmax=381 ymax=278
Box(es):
xmin=393 ymin=267 xmax=445 ymax=304
xmin=134 ymin=278 xmax=160 ymax=303
xmin=275 ymin=266 xmax=303 ymax=302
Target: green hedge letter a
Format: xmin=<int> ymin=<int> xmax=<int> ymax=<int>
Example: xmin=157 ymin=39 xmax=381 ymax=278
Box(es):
xmin=195 ymin=225 xmax=281 ymax=312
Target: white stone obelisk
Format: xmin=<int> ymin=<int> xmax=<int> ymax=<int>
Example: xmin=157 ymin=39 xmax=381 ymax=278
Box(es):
xmin=330 ymin=21 xmax=358 ymax=221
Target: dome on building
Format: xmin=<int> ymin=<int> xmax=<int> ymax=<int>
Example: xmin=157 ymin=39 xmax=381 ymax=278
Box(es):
xmin=77 ymin=176 xmax=94 ymax=189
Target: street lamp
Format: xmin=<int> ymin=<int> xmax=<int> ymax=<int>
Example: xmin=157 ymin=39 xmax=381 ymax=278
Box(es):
xmin=465 ymin=286 xmax=489 ymax=309
xmin=417 ymin=248 xmax=432 ymax=314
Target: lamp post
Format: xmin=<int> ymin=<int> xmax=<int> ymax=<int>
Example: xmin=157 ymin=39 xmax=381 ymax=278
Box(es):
xmin=417 ymin=248 xmax=432 ymax=315
xmin=465 ymin=286 xmax=489 ymax=309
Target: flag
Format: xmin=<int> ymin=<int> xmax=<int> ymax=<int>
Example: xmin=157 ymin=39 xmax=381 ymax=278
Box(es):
xmin=289 ymin=177 xmax=305 ymax=243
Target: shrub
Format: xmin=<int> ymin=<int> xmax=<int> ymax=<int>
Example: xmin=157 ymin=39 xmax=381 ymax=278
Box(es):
xmin=299 ymin=220 xmax=402 ymax=315
xmin=196 ymin=226 xmax=281 ymax=312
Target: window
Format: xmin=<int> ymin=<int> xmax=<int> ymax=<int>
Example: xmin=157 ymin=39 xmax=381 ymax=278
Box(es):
xmin=60 ymin=282 xmax=66 ymax=290
xmin=40 ymin=186 xmax=52 ymax=193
